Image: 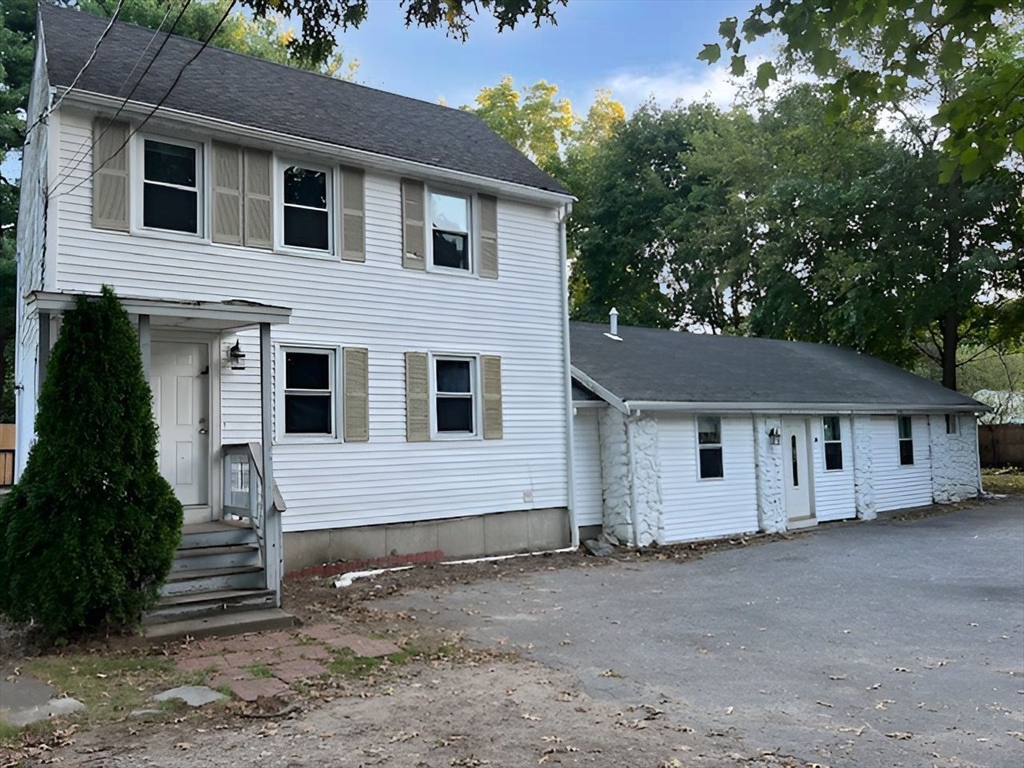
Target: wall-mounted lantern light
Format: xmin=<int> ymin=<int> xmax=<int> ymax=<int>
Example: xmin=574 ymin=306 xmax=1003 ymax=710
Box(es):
xmin=229 ymin=340 xmax=246 ymax=370
xmin=768 ymin=427 xmax=781 ymax=446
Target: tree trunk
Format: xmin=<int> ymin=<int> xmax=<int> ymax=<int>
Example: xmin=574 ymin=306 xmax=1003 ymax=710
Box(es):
xmin=940 ymin=171 xmax=963 ymax=391
xmin=940 ymin=310 xmax=958 ymax=391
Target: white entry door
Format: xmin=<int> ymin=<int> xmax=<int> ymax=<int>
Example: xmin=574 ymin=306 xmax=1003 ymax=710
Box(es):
xmin=782 ymin=418 xmax=813 ymax=522
xmin=151 ymin=341 xmax=211 ymax=523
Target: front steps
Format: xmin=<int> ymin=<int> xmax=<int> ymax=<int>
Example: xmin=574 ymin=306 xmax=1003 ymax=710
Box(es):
xmin=144 ymin=520 xmax=295 ymax=638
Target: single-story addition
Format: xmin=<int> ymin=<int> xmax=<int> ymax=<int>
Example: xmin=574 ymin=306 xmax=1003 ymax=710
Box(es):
xmin=570 ymin=316 xmax=986 ymax=547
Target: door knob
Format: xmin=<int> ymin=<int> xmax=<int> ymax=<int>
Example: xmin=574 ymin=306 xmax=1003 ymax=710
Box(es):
xmin=199 ymin=428 xmax=208 ymax=435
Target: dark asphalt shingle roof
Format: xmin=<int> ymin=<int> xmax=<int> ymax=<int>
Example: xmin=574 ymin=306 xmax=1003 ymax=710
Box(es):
xmin=39 ymin=3 xmax=569 ymax=196
xmin=570 ymin=322 xmax=982 ymax=410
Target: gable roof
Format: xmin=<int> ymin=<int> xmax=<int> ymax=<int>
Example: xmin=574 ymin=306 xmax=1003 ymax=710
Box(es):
xmin=38 ymin=3 xmax=570 ymax=197
xmin=570 ymin=321 xmax=983 ymax=412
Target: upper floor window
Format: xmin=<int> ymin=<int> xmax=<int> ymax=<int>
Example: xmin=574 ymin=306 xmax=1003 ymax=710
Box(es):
xmin=697 ymin=415 xmax=724 ymax=479
xmin=142 ymin=138 xmax=201 ymax=234
xmin=430 ymin=191 xmax=471 ymax=270
xmin=282 ymin=164 xmax=331 ymax=252
xmin=945 ymin=414 xmax=958 ymax=434
xmin=898 ymin=416 xmax=914 ymax=465
xmin=823 ymin=416 xmax=843 ymax=471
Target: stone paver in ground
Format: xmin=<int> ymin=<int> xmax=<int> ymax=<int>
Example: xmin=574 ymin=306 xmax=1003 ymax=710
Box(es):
xmin=269 ymin=659 xmax=329 ymax=683
xmin=299 ymin=626 xmax=401 ymax=657
xmin=276 ymin=643 xmax=330 ymax=662
xmin=175 ymin=654 xmax=228 ymax=672
xmin=219 ymin=677 xmax=292 ymax=702
xmin=0 ymin=669 xmax=86 ymax=727
xmin=153 ymin=686 xmax=226 ymax=707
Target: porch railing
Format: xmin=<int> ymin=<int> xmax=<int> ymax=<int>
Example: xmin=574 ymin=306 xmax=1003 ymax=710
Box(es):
xmin=222 ymin=442 xmax=286 ymax=557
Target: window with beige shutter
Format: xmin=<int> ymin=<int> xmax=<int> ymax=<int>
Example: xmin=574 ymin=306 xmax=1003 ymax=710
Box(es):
xmin=341 ymin=167 xmax=366 ymax=262
xmin=481 ymin=355 xmax=503 ymax=439
xmin=244 ymin=148 xmax=273 ymax=248
xmin=478 ymin=194 xmax=499 ymax=279
xmin=343 ymin=347 xmax=369 ymax=441
xmin=402 ymin=179 xmax=427 ymax=270
xmin=405 ymin=352 xmax=430 ymax=441
xmin=92 ymin=119 xmax=130 ymax=231
xmin=212 ymin=142 xmax=243 ymax=244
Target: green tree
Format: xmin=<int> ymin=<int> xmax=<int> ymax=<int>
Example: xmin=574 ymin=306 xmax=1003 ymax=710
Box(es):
xmin=0 ymin=288 xmax=182 ymax=637
xmin=702 ymin=0 xmax=1024 ymax=183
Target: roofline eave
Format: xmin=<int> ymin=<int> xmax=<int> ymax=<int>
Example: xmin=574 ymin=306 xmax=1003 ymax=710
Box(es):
xmin=570 ymin=367 xmax=628 ymax=413
xmin=621 ymin=400 xmax=990 ymax=415
xmin=59 ymin=89 xmax=577 ymax=207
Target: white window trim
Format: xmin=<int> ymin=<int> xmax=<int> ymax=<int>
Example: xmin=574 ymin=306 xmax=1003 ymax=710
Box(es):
xmin=898 ymin=416 xmax=915 ymax=466
xmin=276 ymin=344 xmax=340 ymax=443
xmin=696 ymin=414 xmax=725 ymax=481
xmin=426 ymin=185 xmax=477 ymax=276
xmin=274 ymin=157 xmax=336 ymax=259
xmin=430 ymin=353 xmax=481 ymax=440
xmin=822 ymin=416 xmax=844 ymax=472
xmin=131 ymin=133 xmax=208 ymax=242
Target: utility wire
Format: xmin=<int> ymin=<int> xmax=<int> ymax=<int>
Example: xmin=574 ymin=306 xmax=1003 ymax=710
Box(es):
xmin=52 ymin=0 xmax=197 ymax=193
xmin=23 ymin=0 xmax=126 ymax=138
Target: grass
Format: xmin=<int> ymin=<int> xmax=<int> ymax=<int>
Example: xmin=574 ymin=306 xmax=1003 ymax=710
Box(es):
xmin=0 ymin=723 xmax=22 ymax=741
xmin=247 ymin=662 xmax=274 ymax=679
xmin=982 ymin=467 xmax=1024 ymax=495
xmin=327 ymin=644 xmax=421 ymax=678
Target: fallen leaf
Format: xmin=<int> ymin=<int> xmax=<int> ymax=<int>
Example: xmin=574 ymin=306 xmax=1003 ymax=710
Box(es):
xmin=867 ymin=683 xmax=881 ymax=690
xmin=876 ymin=699 xmax=895 ymax=710
xmin=886 ymin=732 xmax=913 ymax=740
xmin=893 ymin=667 xmax=911 ymax=673
xmin=175 ymin=742 xmax=191 ymax=751
xmin=725 ymin=706 xmax=734 ymax=715
xmin=816 ymin=701 xmax=834 ymax=708
xmin=828 ymin=674 xmax=847 ymax=680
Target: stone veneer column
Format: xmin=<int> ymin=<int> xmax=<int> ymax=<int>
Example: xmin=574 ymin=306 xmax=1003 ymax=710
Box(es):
xmin=852 ymin=415 xmax=876 ymax=520
xmin=627 ymin=415 xmax=663 ymax=547
xmin=753 ymin=416 xmax=786 ymax=533
xmin=596 ymin=409 xmax=663 ymax=547
xmin=598 ymin=408 xmax=634 ymax=544
xmin=930 ymin=415 xmax=982 ymax=503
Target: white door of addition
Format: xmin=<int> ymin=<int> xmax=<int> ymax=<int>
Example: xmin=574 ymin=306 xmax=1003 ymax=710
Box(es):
xmin=151 ymin=341 xmax=211 ymax=524
xmin=782 ymin=418 xmax=813 ymax=523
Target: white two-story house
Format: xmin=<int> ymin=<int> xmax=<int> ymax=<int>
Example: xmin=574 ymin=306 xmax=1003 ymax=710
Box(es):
xmin=15 ymin=4 xmax=575 ymax=630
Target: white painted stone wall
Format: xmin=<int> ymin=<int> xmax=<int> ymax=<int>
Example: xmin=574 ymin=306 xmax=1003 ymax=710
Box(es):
xmin=598 ymin=408 xmax=633 ymax=543
xmin=596 ymin=409 xmax=663 ymax=546
xmin=852 ymin=416 xmax=876 ymax=520
xmin=753 ymin=417 xmax=786 ymax=533
xmin=629 ymin=416 xmax=663 ymax=547
xmin=930 ymin=414 xmax=982 ymax=503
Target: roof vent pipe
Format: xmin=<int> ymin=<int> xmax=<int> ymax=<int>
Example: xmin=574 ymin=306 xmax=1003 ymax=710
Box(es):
xmin=609 ymin=307 xmax=619 ymax=337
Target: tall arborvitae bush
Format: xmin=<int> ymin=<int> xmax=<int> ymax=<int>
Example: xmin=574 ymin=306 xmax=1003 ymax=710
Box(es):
xmin=0 ymin=287 xmax=182 ymax=636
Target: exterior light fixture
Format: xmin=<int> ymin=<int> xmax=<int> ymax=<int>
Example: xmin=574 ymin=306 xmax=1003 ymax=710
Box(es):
xmin=229 ymin=340 xmax=246 ymax=370
xmin=768 ymin=427 xmax=781 ymax=445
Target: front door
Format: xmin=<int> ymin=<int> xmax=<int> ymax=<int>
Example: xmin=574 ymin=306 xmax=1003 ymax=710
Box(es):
xmin=151 ymin=341 xmax=211 ymax=524
xmin=782 ymin=418 xmax=813 ymax=523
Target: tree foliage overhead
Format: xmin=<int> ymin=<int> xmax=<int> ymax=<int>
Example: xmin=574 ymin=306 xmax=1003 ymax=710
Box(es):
xmin=0 ymin=288 xmax=182 ymax=637
xmin=701 ymin=0 xmax=1024 ymax=182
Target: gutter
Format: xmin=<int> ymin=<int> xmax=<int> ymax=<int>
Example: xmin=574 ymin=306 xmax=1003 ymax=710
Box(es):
xmin=621 ymin=401 xmax=989 ymax=415
xmin=559 ymin=202 xmax=579 ymax=550
xmin=62 ymin=90 xmax=576 ymax=208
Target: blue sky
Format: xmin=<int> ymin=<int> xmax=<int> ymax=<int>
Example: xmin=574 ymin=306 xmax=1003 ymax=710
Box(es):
xmin=338 ymin=0 xmax=766 ymax=113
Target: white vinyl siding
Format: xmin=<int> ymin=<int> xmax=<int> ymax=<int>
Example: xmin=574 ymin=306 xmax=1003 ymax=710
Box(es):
xmin=51 ymin=108 xmax=569 ymax=532
xmin=657 ymin=415 xmax=758 ymax=544
xmin=573 ymin=408 xmax=604 ymax=527
xmin=812 ymin=415 xmax=855 ymax=522
xmin=872 ymin=415 xmax=932 ymax=512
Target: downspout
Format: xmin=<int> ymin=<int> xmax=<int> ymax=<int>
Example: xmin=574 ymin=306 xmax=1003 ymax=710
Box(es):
xmin=559 ymin=202 xmax=579 ymax=550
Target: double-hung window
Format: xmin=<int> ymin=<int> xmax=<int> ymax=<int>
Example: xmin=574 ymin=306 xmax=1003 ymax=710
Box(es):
xmin=283 ymin=348 xmax=335 ymax=436
xmin=697 ymin=416 xmax=724 ymax=479
xmin=142 ymin=138 xmax=201 ymax=234
xmin=282 ymin=164 xmax=331 ymax=252
xmin=823 ymin=416 xmax=843 ymax=471
xmin=434 ymin=357 xmax=475 ymax=435
xmin=430 ymin=191 xmax=471 ymax=270
xmin=945 ymin=414 xmax=958 ymax=435
xmin=898 ymin=416 xmax=914 ymax=465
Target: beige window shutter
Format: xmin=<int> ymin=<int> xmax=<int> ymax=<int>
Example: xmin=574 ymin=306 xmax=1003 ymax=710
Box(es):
xmin=405 ymin=352 xmax=430 ymax=442
xmin=212 ymin=142 xmax=243 ymax=245
xmin=341 ymin=166 xmax=366 ymax=262
xmin=478 ymin=194 xmax=499 ymax=279
xmin=401 ymin=179 xmax=426 ymax=270
xmin=243 ymin=148 xmax=273 ymax=248
xmin=343 ymin=347 xmax=369 ymax=442
xmin=481 ymin=355 xmax=504 ymax=440
xmin=92 ymin=119 xmax=130 ymax=231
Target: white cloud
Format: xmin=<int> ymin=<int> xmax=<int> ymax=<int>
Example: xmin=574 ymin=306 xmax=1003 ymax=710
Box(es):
xmin=605 ymin=64 xmax=745 ymax=111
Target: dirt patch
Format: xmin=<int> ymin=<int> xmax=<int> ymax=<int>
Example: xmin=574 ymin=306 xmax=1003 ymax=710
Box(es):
xmin=981 ymin=467 xmax=1024 ymax=495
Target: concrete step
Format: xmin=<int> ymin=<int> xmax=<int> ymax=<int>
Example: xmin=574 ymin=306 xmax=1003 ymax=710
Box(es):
xmin=143 ymin=588 xmax=276 ymax=626
xmin=162 ymin=565 xmax=265 ymax=596
xmin=179 ymin=521 xmax=257 ymax=550
xmin=170 ymin=544 xmax=261 ymax=573
xmin=142 ymin=608 xmax=297 ymax=641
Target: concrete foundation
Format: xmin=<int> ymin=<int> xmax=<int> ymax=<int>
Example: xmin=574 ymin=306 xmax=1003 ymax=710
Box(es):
xmin=283 ymin=507 xmax=571 ymax=572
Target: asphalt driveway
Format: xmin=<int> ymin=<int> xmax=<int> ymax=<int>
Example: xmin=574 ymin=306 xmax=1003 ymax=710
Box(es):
xmin=382 ymin=498 xmax=1024 ymax=767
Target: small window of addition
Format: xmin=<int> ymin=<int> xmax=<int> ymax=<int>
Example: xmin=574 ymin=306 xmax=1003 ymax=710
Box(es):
xmin=142 ymin=139 xmax=200 ymax=234
xmin=823 ymin=416 xmax=843 ymax=471
xmin=945 ymin=414 xmax=958 ymax=435
xmin=697 ymin=415 xmax=724 ymax=479
xmin=898 ymin=416 xmax=914 ymax=465
xmin=434 ymin=357 xmax=476 ymax=435
xmin=430 ymin=191 xmax=471 ymax=270
xmin=282 ymin=165 xmax=331 ymax=252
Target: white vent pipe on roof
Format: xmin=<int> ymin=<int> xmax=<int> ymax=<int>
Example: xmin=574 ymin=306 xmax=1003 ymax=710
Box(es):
xmin=609 ymin=307 xmax=619 ymax=337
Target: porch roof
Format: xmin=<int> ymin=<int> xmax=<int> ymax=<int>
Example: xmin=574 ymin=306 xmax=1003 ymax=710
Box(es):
xmin=28 ymin=291 xmax=292 ymax=332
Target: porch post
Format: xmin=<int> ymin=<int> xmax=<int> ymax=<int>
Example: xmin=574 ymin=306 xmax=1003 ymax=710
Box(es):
xmin=138 ymin=315 xmax=151 ymax=382
xmin=38 ymin=312 xmax=51 ymax=392
xmin=259 ymin=322 xmax=282 ymax=606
